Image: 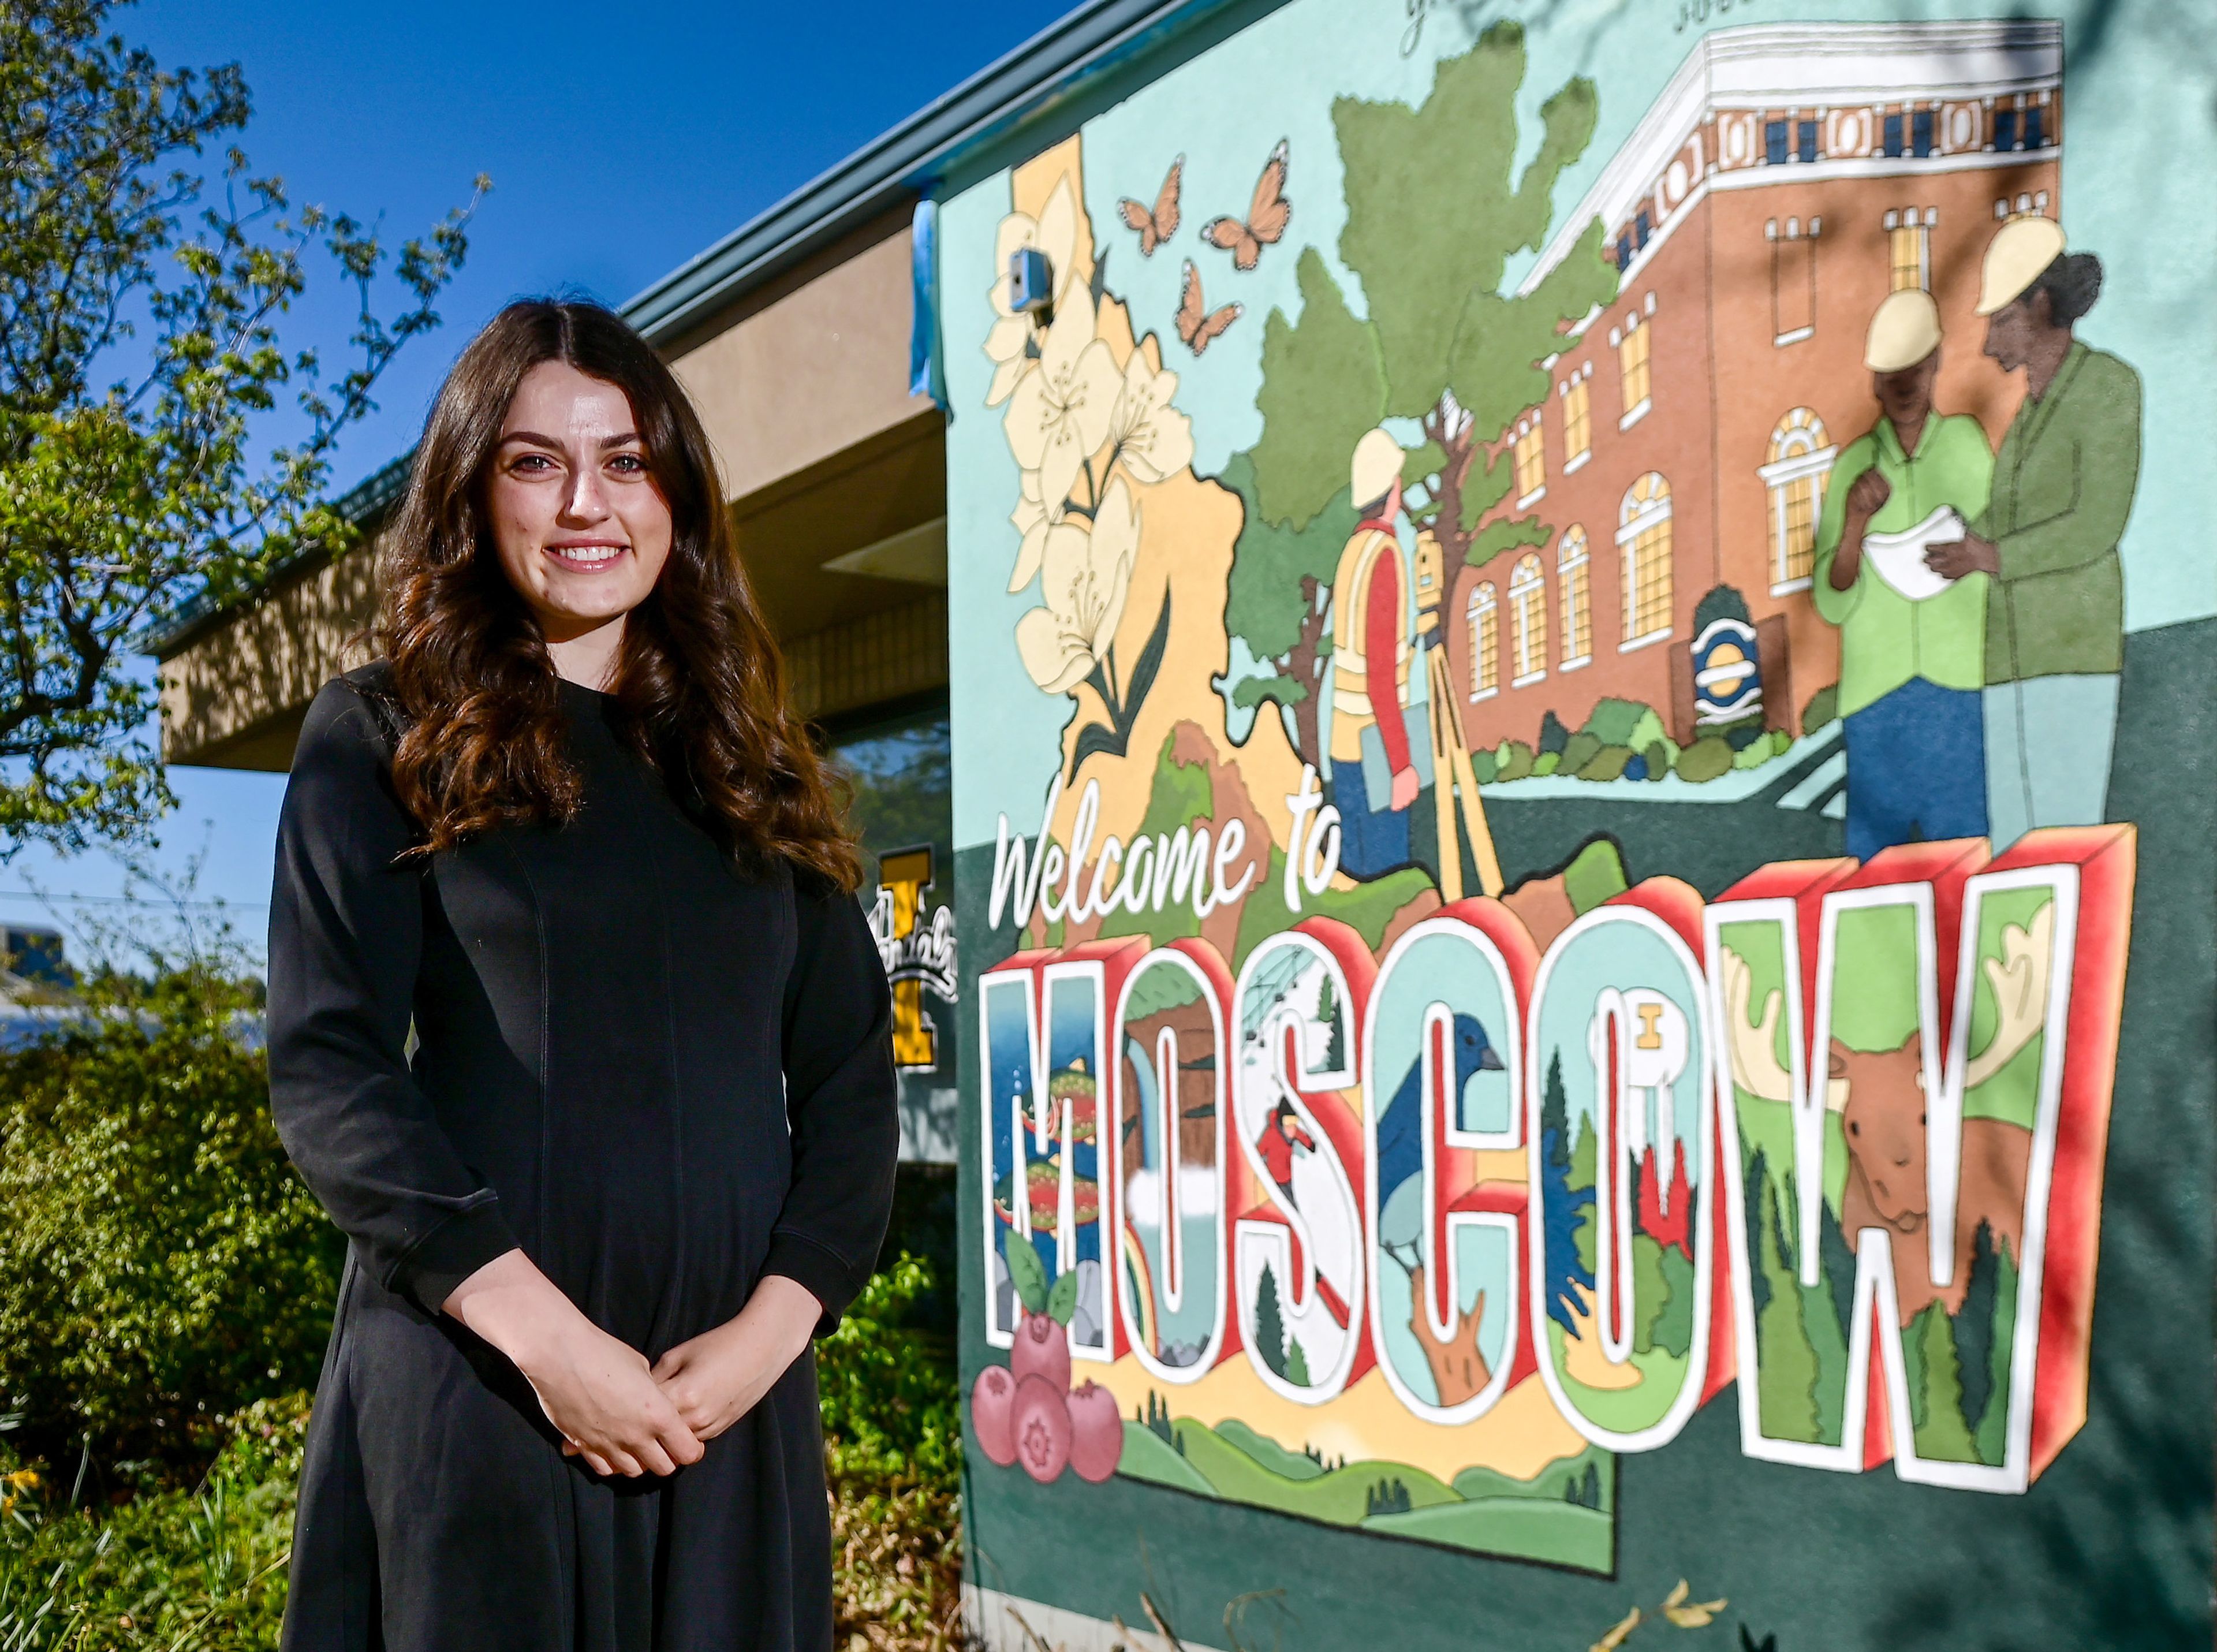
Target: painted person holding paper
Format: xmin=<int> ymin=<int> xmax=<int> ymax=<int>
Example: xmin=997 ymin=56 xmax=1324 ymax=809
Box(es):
xmin=1925 ymin=215 xmax=2141 ymax=847
xmin=1812 ymin=289 xmax=1996 ymax=861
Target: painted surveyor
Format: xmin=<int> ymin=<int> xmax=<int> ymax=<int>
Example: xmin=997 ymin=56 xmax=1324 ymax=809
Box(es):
xmin=1812 ymin=287 xmax=1996 ymax=860
xmin=1327 ymin=427 xmax=1419 ymax=876
xmin=1926 ymin=214 xmax=2143 ymax=847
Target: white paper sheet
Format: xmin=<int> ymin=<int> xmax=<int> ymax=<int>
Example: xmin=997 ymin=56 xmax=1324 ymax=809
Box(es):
xmin=1862 ymin=506 xmax=1966 ymax=602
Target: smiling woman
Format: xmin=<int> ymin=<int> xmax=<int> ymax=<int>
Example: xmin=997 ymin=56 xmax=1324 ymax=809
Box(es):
xmin=266 ymin=299 xmax=900 ymax=1651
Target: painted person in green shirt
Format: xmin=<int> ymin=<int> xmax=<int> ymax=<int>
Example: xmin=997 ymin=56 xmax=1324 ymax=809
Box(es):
xmin=1926 ymin=216 xmax=2141 ymax=849
xmin=1812 ymin=289 xmax=1995 ymax=862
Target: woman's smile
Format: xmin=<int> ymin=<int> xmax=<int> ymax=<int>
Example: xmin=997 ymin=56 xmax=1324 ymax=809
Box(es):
xmin=543 ymin=539 xmax=629 ymax=571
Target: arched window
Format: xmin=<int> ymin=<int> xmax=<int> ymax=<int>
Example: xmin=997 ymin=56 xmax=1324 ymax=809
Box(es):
xmin=1467 ymin=582 xmax=1498 ymax=700
xmin=1761 ymin=408 xmax=1835 ymax=591
xmin=1509 ymin=555 xmax=1547 ymax=686
xmin=1617 ymin=473 xmax=1674 ymax=647
xmin=1558 ymin=527 xmax=1591 ymax=668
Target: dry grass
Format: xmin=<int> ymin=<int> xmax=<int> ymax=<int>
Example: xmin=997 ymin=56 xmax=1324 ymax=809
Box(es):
xmin=831 ymin=1473 xmax=971 ymax=1652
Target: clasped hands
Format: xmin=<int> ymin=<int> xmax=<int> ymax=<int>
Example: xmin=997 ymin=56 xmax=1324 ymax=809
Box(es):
xmin=443 ymin=1251 xmax=820 ymax=1479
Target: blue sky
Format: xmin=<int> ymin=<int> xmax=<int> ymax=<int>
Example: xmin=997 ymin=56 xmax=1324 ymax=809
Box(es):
xmin=13 ymin=0 xmax=1072 ymax=964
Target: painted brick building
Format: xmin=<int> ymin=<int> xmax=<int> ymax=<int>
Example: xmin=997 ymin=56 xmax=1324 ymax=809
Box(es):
xmin=1446 ymin=19 xmax=2064 ymax=748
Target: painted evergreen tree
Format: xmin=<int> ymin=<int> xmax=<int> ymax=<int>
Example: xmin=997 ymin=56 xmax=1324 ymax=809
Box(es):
xmin=1229 ymin=23 xmax=1618 ymax=754
xmin=1538 ymin=1058 xmax=1596 ymax=1336
xmin=1953 ymin=1220 xmax=2001 ymax=1438
xmin=1255 ymin=1259 xmax=1290 ymax=1377
xmin=1905 ymin=1302 xmax=1979 ymax=1463
xmin=1974 ymin=1245 xmax=2020 ymax=1466
xmin=1284 ymin=1334 xmax=1312 ymax=1386
xmin=1317 ymin=974 xmax=1345 ymax=1072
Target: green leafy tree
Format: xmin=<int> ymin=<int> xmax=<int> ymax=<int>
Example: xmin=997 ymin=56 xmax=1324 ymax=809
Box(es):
xmin=1241 ymin=21 xmax=1617 ymax=644
xmin=1220 ymin=452 xmax=1354 ymax=770
xmin=0 ymin=1 xmax=480 ymax=848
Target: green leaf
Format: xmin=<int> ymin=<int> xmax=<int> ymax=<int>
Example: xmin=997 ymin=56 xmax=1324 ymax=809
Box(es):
xmin=1047 ymin=1267 xmax=1080 ymax=1326
xmin=1003 ymin=1235 xmax=1049 ymax=1315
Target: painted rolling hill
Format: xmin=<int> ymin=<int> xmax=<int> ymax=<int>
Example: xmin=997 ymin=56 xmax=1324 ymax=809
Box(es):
xmin=1116 ymin=1414 xmax=1614 ymax=1572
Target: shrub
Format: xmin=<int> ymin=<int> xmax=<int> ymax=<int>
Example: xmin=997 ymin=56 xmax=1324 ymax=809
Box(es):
xmin=1558 ymin=731 xmax=1603 ymax=776
xmin=1494 ymin=741 xmax=1535 ymax=782
xmin=1469 ymin=745 xmax=1497 ymax=784
xmin=1531 ymin=750 xmax=1559 ymax=777
xmin=1578 ymin=745 xmax=1634 ymax=782
xmin=1643 ymin=739 xmax=1673 ymax=781
xmin=0 ymin=972 xmax=342 ymax=1472
xmin=1537 ymin=710 xmax=1571 ymax=756
xmin=816 ymin=1254 xmax=960 ymax=1492
xmin=1802 ymin=683 xmax=1839 ymax=733
xmin=1580 ymin=699 xmax=1655 ymax=749
xmin=1675 ymin=736 xmax=1735 ymax=784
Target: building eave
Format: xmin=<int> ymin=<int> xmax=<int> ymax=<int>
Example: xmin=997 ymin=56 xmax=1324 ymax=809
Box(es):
xmin=621 ymin=0 xmax=1260 ymax=350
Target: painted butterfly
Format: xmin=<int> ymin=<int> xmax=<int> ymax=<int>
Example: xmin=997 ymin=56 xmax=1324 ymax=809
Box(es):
xmin=1202 ymin=139 xmax=1291 ymax=271
xmin=1117 ymin=155 xmax=1183 ymax=257
xmin=1174 ymin=260 xmax=1241 ymax=355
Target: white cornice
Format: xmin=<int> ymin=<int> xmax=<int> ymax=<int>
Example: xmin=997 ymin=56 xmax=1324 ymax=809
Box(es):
xmin=1519 ymin=18 xmax=2062 ymax=297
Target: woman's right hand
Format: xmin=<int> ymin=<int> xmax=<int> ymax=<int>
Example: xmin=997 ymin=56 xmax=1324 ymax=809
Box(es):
xmin=442 ymin=1250 xmax=704 ymax=1478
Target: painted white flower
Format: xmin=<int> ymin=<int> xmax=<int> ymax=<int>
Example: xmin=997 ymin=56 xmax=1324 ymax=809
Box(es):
xmin=1008 ymin=476 xmax=1063 ymax=592
xmin=1014 ymin=478 xmax=1140 ymax=696
xmin=1106 ymin=350 xmax=1195 ymax=484
xmin=1004 ymin=285 xmax=1120 ymax=512
xmin=989 ymin=180 xmax=1081 ymax=319
xmin=983 ymin=180 xmax=1083 ymax=409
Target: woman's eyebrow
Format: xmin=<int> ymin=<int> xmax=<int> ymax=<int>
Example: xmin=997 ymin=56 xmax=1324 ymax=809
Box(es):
xmin=497 ymin=429 xmax=563 ymax=449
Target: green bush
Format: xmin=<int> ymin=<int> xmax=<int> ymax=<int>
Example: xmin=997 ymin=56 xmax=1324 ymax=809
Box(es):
xmin=815 ymin=1253 xmax=960 ymax=1492
xmin=1802 ymin=682 xmax=1839 ymax=733
xmin=1675 ymin=736 xmax=1735 ymax=784
xmin=1643 ymin=739 xmax=1673 ymax=781
xmin=1493 ymin=740 xmax=1535 ymax=782
xmin=1577 ymin=744 xmax=1634 ymax=782
xmin=0 ymin=974 xmax=343 ymax=1472
xmin=1469 ymin=746 xmax=1497 ymax=784
xmin=1530 ymin=750 xmax=1559 ymax=777
xmin=1558 ymin=731 xmax=1603 ymax=776
xmin=1580 ymin=698 xmax=1656 ymax=749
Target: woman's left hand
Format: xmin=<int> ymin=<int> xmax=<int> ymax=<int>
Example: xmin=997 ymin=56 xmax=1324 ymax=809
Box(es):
xmin=647 ymin=1275 xmax=822 ymax=1444
xmin=1927 ymin=534 xmax=2000 ymax=580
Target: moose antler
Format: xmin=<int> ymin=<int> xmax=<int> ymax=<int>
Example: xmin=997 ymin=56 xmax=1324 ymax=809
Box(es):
xmin=1964 ymin=903 xmax=2055 ymax=1090
xmin=1721 ymin=949 xmax=1793 ymax=1105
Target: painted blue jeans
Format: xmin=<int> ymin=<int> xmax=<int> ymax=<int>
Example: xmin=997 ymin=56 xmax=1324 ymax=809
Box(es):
xmin=1841 ymin=676 xmax=1990 ymax=863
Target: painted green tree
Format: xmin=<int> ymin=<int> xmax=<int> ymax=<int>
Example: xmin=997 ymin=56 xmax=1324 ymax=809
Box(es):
xmin=1229 ymin=20 xmax=1618 ymax=759
xmin=1255 ymin=1259 xmax=1290 ymax=1378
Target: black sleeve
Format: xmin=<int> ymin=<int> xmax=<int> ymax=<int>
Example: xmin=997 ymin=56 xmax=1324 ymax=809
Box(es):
xmin=266 ymin=680 xmax=521 ymax=1315
xmin=764 ymin=871 xmax=900 ymax=1333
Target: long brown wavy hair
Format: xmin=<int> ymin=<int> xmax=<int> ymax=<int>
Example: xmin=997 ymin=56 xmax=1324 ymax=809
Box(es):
xmin=376 ymin=299 xmax=859 ymax=892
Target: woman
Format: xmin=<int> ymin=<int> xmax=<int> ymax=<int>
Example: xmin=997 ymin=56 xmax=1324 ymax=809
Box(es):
xmin=1925 ymin=215 xmax=2142 ymax=847
xmin=267 ymin=300 xmax=899 ymax=1651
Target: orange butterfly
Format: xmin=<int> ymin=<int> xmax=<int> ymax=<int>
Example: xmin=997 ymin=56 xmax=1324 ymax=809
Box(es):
xmin=1174 ymin=260 xmax=1241 ymax=356
xmin=1117 ymin=155 xmax=1183 ymax=257
xmin=1203 ymin=139 xmax=1291 ymax=271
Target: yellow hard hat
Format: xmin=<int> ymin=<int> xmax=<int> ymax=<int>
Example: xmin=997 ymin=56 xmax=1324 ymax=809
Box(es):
xmin=1976 ymin=214 xmax=2066 ymax=316
xmin=1350 ymin=427 xmax=1404 ymax=513
xmin=1864 ymin=289 xmax=1943 ymax=371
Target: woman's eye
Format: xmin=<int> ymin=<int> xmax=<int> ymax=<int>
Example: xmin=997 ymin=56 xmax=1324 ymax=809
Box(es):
xmin=510 ymin=453 xmax=555 ymax=473
xmin=609 ymin=453 xmax=648 ymax=473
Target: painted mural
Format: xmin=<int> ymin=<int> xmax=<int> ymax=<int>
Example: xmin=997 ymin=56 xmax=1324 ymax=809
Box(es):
xmin=947 ymin=3 xmax=2207 ymax=1645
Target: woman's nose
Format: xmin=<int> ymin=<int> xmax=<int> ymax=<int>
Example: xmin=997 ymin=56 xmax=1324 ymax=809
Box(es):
xmin=562 ymin=468 xmax=610 ymax=522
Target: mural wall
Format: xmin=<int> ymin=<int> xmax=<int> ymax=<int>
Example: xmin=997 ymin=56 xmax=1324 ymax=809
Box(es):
xmin=943 ymin=3 xmax=2212 ymax=1646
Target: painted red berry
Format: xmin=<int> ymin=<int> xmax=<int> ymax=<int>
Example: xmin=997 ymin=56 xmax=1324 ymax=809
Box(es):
xmin=970 ymin=1366 xmax=1018 ymax=1467
xmin=1065 ymin=1380 xmax=1122 ymax=1483
xmin=1012 ymin=1374 xmax=1072 ymax=1483
xmin=1009 ymin=1310 xmax=1072 ymax=1393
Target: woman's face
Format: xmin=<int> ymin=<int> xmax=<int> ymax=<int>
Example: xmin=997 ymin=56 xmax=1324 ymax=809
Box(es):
xmin=487 ymin=360 xmax=673 ymax=646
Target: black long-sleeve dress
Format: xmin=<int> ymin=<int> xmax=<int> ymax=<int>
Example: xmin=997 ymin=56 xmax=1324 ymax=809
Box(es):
xmin=267 ymin=664 xmax=899 ymax=1652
